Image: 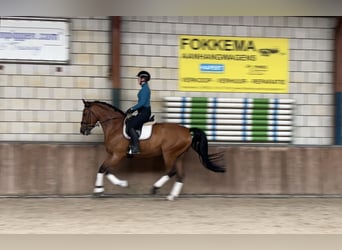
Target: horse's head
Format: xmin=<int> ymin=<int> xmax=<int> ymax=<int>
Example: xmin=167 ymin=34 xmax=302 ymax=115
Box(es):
xmin=80 ymin=99 xmax=99 ymax=135
xmin=80 ymin=99 xmax=125 ymax=135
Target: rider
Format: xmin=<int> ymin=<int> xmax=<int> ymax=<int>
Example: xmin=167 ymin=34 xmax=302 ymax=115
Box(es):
xmin=125 ymin=70 xmax=152 ymax=154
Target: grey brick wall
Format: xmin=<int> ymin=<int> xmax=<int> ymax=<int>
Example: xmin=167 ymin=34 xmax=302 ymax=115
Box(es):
xmin=1 ymin=17 xmax=112 ymax=142
xmin=121 ymin=16 xmax=336 ymax=145
xmin=0 ymin=16 xmax=337 ymax=145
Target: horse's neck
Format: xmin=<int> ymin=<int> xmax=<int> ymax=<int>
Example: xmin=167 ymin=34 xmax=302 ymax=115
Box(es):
xmin=97 ymin=108 xmax=124 ymax=137
xmin=101 ymin=117 xmax=123 ymax=132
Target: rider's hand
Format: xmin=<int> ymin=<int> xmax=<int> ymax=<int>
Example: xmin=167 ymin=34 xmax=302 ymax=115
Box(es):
xmin=125 ymin=108 xmax=134 ymax=115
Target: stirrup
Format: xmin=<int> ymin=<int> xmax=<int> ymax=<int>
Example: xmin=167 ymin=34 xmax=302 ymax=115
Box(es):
xmin=128 ymin=145 xmax=140 ymax=155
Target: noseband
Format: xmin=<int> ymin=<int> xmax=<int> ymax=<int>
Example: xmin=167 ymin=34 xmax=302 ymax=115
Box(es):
xmin=81 ymin=107 xmax=99 ymax=130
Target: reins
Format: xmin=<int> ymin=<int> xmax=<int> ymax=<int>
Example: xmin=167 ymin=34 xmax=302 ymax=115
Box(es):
xmin=81 ymin=105 xmax=124 ymax=128
xmin=98 ymin=116 xmax=123 ymax=125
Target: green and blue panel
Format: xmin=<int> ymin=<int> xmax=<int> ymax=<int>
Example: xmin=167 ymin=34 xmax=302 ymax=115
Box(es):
xmin=164 ymin=97 xmax=294 ymax=143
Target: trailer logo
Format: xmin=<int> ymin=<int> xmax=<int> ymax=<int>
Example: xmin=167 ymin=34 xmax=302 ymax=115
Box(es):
xmin=259 ymin=48 xmax=280 ymax=56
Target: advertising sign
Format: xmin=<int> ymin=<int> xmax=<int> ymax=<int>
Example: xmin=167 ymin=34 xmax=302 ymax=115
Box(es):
xmin=0 ymin=17 xmax=70 ymax=64
xmin=179 ymin=35 xmax=289 ymax=93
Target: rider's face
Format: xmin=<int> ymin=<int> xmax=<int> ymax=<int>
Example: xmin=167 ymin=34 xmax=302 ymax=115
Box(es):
xmin=137 ymin=76 xmax=143 ymax=85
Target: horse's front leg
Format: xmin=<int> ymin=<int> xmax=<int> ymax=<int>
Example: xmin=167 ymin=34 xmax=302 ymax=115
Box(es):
xmin=93 ymin=154 xmax=127 ymax=195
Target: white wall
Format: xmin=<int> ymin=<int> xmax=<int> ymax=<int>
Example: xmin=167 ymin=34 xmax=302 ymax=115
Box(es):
xmin=0 ymin=16 xmax=337 ymax=145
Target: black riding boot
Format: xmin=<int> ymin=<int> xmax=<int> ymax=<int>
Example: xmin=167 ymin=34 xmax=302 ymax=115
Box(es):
xmin=128 ymin=128 xmax=140 ymax=154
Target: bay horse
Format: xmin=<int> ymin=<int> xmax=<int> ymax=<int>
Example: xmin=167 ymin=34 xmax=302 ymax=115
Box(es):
xmin=80 ymin=100 xmax=225 ymax=200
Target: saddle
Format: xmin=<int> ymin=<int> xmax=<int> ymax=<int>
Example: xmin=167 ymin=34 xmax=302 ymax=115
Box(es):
xmin=123 ymin=115 xmax=156 ymax=140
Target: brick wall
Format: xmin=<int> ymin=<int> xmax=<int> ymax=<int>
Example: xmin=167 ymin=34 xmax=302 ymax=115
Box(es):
xmin=121 ymin=16 xmax=336 ymax=145
xmin=0 ymin=16 xmax=337 ymax=145
xmin=1 ymin=17 xmax=112 ymax=142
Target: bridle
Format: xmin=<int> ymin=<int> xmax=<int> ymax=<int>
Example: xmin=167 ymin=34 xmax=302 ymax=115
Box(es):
xmin=81 ymin=107 xmax=98 ymax=131
xmin=81 ymin=105 xmax=122 ymax=131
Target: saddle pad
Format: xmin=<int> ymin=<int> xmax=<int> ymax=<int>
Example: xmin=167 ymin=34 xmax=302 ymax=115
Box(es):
xmin=123 ymin=120 xmax=156 ymax=140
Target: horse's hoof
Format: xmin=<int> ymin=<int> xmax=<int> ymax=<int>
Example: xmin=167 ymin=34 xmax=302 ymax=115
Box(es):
xmin=93 ymin=192 xmax=104 ymax=198
xmin=93 ymin=186 xmax=104 ymax=193
xmin=119 ymin=180 xmax=128 ymax=187
xmin=166 ymin=195 xmax=176 ymax=201
xmin=151 ymin=186 xmax=159 ymax=195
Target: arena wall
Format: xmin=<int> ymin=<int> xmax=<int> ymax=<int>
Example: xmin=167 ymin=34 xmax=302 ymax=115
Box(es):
xmin=0 ymin=16 xmax=341 ymax=196
xmin=1 ymin=143 xmax=342 ymax=196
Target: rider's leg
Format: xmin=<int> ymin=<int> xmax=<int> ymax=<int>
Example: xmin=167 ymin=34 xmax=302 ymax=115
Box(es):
xmin=128 ymin=128 xmax=140 ymax=154
xmin=125 ymin=107 xmax=151 ymax=155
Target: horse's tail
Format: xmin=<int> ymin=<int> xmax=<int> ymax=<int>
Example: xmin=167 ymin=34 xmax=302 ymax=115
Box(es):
xmin=189 ymin=128 xmax=226 ymax=173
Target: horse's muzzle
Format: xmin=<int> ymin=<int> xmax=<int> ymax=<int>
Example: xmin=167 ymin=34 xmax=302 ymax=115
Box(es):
xmin=80 ymin=127 xmax=91 ymax=135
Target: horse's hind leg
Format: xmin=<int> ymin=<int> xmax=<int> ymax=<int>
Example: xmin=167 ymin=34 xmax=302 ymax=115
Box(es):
xmin=154 ymin=153 xmax=185 ymax=201
xmin=167 ymin=157 xmax=184 ymax=201
xmin=151 ymin=168 xmax=176 ymax=195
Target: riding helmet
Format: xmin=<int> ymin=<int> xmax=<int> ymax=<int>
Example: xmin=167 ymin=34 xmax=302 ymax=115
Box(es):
xmin=137 ymin=71 xmax=151 ymax=82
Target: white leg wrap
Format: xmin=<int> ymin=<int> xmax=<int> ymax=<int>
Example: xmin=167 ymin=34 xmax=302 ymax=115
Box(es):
xmin=153 ymin=175 xmax=170 ymax=188
xmin=167 ymin=182 xmax=183 ymax=201
xmin=94 ymin=186 xmax=104 ymax=193
xmin=94 ymin=173 xmax=104 ymax=193
xmin=106 ymin=173 xmax=128 ymax=187
xmin=95 ymin=173 xmax=104 ymax=187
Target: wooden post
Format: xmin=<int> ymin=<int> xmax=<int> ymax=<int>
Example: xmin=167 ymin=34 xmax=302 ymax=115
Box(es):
xmin=335 ymin=17 xmax=342 ymax=144
xmin=111 ymin=16 xmax=121 ymax=108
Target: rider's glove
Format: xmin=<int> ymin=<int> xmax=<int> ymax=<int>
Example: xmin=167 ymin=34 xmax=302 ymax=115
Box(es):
xmin=125 ymin=108 xmax=134 ymax=115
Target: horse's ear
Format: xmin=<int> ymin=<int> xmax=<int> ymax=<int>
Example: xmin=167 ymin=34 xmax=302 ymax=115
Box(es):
xmin=82 ymin=99 xmax=90 ymax=107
